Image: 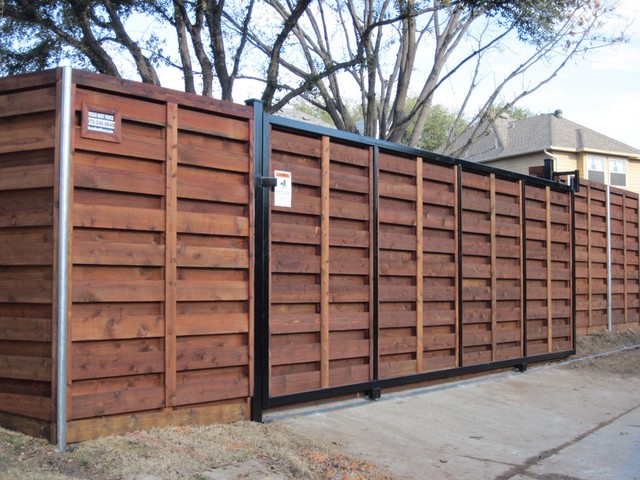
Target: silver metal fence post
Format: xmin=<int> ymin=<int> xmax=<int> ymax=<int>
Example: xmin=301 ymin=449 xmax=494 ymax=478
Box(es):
xmin=57 ymin=64 xmax=73 ymax=452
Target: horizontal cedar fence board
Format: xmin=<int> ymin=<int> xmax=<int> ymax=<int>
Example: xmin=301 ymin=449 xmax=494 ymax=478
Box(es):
xmin=69 ymin=386 xmax=165 ymax=421
xmin=175 ymin=366 xmax=250 ymax=405
xmin=0 ymin=69 xmax=58 ymax=94
xmin=0 ymin=354 xmax=52 ymax=382
xmin=74 ymin=125 xmax=166 ymax=162
xmin=176 ymin=303 xmax=249 ymax=336
xmin=71 ymin=339 xmax=165 ymax=380
xmin=0 ymin=391 xmax=51 ymax=420
xmin=0 ymin=89 xmax=57 ymax=117
xmin=0 ymin=188 xmax=54 ymax=229
xmin=0 ymin=112 xmax=57 ymax=154
xmin=0 ymin=315 xmax=51 ymax=343
xmin=178 ymin=108 xmax=250 ymax=141
xmin=66 ymin=400 xmax=249 ymax=443
xmin=177 ymin=133 xmax=250 ymax=173
xmin=74 ymin=158 xmax=165 ymax=196
xmin=0 ymin=165 xmax=55 ymax=191
xmin=0 ymin=266 xmax=53 ymax=303
xmin=71 ymin=302 xmax=164 ymax=341
xmin=0 ymin=227 xmax=54 ymax=265
xmin=177 ymin=212 xmax=249 ymax=236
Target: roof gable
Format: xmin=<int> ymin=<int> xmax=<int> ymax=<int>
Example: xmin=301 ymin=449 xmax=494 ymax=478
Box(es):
xmin=455 ymin=112 xmax=640 ymax=162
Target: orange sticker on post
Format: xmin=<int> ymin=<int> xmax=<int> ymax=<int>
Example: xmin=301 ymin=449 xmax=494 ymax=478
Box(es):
xmin=274 ymin=170 xmax=292 ymax=208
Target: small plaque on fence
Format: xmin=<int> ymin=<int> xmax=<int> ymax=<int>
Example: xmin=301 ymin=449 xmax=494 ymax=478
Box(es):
xmin=81 ymin=103 xmax=122 ymax=143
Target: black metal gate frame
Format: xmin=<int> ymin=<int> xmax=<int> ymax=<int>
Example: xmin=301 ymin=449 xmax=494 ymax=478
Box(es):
xmin=249 ymin=101 xmax=577 ymax=422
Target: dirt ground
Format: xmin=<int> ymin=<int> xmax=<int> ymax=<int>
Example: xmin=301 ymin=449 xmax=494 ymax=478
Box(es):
xmin=565 ymin=328 xmax=640 ymax=376
xmin=1 ymin=329 xmax=639 ymax=480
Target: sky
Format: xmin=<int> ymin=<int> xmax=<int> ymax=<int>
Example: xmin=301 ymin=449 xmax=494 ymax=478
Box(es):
xmin=148 ymin=1 xmax=640 ymax=150
xmin=492 ymin=0 xmax=640 ymax=150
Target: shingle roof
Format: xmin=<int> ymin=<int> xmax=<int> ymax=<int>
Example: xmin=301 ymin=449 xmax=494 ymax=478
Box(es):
xmin=458 ymin=112 xmax=640 ymax=162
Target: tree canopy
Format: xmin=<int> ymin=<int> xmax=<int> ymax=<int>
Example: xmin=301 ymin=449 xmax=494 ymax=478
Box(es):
xmin=0 ymin=0 xmax=626 ymax=153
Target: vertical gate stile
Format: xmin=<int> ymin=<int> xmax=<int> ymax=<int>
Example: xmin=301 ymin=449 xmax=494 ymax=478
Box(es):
xmin=415 ymin=157 xmax=424 ymax=374
xmin=320 ymin=136 xmax=330 ymax=388
xmin=571 ymin=189 xmax=577 ymax=351
xmin=546 ymin=186 xmax=553 ymax=353
xmin=587 ymin=185 xmax=593 ymax=333
xmin=606 ymin=185 xmax=612 ymax=331
xmin=368 ymin=146 xmax=376 ymax=380
xmin=520 ymin=180 xmax=527 ymax=359
xmin=623 ymin=194 xmax=628 ymax=326
xmin=372 ymin=145 xmax=380 ymax=383
xmin=164 ymin=102 xmax=178 ymax=408
xmin=456 ymin=165 xmax=463 ymax=368
xmin=490 ymin=174 xmax=497 ymax=361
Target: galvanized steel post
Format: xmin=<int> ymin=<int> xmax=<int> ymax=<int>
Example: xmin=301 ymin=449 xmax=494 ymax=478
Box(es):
xmin=57 ymin=65 xmax=73 ymax=451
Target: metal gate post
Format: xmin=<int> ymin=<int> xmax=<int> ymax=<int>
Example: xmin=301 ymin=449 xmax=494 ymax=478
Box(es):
xmin=247 ymin=99 xmax=270 ymax=422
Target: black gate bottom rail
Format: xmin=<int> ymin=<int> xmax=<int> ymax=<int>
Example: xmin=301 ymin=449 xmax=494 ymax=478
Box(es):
xmin=255 ymin=350 xmax=574 ymax=417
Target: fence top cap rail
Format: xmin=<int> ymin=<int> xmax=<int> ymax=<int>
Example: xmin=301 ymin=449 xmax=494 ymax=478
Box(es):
xmin=265 ymin=110 xmax=572 ymax=192
xmin=0 ymin=68 xmax=59 ymax=92
xmin=73 ymin=69 xmax=253 ymax=118
xmin=0 ymin=68 xmax=253 ymax=119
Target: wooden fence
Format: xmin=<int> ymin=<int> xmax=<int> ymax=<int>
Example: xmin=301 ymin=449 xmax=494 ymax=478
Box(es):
xmin=6 ymin=67 xmax=637 ymax=445
xmin=0 ymin=70 xmax=58 ymax=440
xmin=258 ymin=117 xmax=574 ymax=412
xmin=575 ymin=179 xmax=640 ymax=334
xmin=0 ymin=68 xmax=254 ymax=442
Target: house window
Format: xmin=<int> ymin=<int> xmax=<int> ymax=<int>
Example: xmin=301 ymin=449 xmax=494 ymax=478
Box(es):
xmin=610 ymin=158 xmax=627 ymax=187
xmin=587 ymin=155 xmax=605 ymax=184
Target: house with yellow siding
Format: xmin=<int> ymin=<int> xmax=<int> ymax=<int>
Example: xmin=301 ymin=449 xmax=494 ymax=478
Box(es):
xmin=453 ymin=110 xmax=640 ymax=193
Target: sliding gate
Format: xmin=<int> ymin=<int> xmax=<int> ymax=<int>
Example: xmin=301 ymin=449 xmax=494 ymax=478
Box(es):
xmin=252 ymin=111 xmax=575 ymax=420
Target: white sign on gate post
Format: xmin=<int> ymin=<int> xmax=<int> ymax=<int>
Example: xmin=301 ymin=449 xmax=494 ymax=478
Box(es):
xmin=274 ymin=170 xmax=292 ymax=208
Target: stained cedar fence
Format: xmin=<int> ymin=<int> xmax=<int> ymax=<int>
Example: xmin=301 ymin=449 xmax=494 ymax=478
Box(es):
xmin=574 ymin=179 xmax=640 ymax=334
xmin=0 ymin=67 xmax=588 ymax=446
xmin=0 ymin=68 xmax=254 ymax=444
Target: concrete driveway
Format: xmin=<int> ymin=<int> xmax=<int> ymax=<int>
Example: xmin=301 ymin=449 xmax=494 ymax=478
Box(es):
xmin=268 ymin=360 xmax=640 ymax=479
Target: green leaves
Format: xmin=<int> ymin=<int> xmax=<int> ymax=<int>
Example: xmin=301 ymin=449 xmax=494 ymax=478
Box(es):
xmin=460 ymin=0 xmax=585 ymax=44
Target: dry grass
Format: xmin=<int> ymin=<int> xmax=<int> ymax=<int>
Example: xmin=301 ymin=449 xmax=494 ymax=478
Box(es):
xmin=0 ymin=421 xmax=393 ymax=480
